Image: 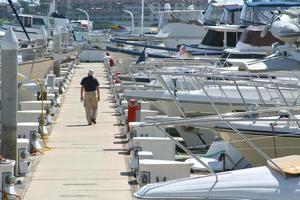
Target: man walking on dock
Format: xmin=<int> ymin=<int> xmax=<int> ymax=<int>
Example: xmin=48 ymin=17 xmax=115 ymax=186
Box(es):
xmin=80 ymin=69 xmax=100 ymax=125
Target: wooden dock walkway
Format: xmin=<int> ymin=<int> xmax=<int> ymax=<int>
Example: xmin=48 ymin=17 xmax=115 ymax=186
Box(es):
xmin=23 ymin=63 xmax=132 ymax=200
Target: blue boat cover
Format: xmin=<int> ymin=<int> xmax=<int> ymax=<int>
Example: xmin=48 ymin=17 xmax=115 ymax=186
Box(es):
xmin=107 ymin=45 xmax=222 ymax=56
xmin=106 ymin=46 xmax=174 ymax=58
xmin=110 ymin=38 xmax=179 ymax=52
xmin=245 ymin=1 xmax=300 ymax=7
xmin=225 ymin=5 xmax=243 ymax=11
xmin=110 ymin=38 xmax=223 ymax=55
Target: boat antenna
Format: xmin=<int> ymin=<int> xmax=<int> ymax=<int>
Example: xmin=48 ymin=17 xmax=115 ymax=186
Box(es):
xmin=48 ymin=0 xmax=56 ymax=16
xmin=7 ymin=0 xmax=31 ymax=42
xmin=71 ymin=30 xmax=77 ymax=42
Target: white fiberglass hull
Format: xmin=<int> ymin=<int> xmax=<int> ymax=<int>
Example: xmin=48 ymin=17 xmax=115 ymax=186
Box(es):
xmin=135 ymin=166 xmax=300 ymax=200
xmin=124 ymin=86 xmax=298 ymax=117
xmin=156 ymin=23 xmax=206 ymax=48
xmin=157 ymin=100 xmax=253 ymax=117
xmin=270 ymin=14 xmax=300 ymax=44
xmin=2 ymin=25 xmax=50 ymax=41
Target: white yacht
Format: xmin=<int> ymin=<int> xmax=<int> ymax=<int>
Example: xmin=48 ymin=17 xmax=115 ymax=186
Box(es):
xmin=123 ymin=84 xmax=299 ymax=117
xmin=2 ymin=13 xmax=69 ymax=41
xmin=240 ymin=1 xmax=300 ymax=26
xmin=156 ymin=6 xmax=205 ymax=49
xmin=2 ymin=0 xmax=70 ymax=41
xmin=269 ymin=8 xmax=300 ymax=44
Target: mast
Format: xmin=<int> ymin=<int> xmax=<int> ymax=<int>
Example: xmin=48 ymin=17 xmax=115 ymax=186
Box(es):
xmin=48 ymin=0 xmax=56 ymax=16
xmin=141 ymin=0 xmax=144 ymax=36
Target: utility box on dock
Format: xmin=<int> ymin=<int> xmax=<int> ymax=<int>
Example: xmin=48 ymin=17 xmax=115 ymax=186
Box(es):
xmin=124 ymin=110 xmax=159 ymax=122
xmin=0 ymin=159 xmax=17 ymax=200
xmin=34 ymin=93 xmax=56 ymax=101
xmin=54 ymin=78 xmax=64 ymax=88
xmin=18 ymin=122 xmax=41 ymax=152
xmin=46 ymin=74 xmax=56 ymax=88
xmin=133 ymin=137 xmax=175 ymax=160
xmin=140 ymin=110 xmax=159 ymax=122
xmin=137 ymin=159 xmax=192 ymax=186
xmin=18 ymin=110 xmax=45 ymax=123
xmin=138 ymin=151 xmax=154 ymax=160
xmin=129 ymin=122 xmax=164 ymax=138
xmin=16 ymin=139 xmax=30 ymax=176
xmin=130 ymin=150 xmax=153 ymax=171
xmin=19 ymin=101 xmax=51 ymax=111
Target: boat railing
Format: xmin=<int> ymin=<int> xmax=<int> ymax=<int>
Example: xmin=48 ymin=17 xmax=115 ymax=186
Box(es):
xmin=150 ymin=67 xmax=300 ymax=93
xmin=267 ymin=77 xmax=300 ymax=128
xmin=214 ymin=51 xmax=232 ymax=68
xmin=150 ymin=68 xmax=300 ymax=92
xmin=139 ymin=107 xmax=300 ymax=185
xmin=157 ymin=66 xmax=300 ymax=128
xmin=152 ymin=69 xmax=187 ymax=118
xmin=147 ymin=69 xmax=300 ymax=123
xmin=18 ymin=45 xmax=47 ymax=62
xmin=129 ymin=59 xmax=300 ymax=115
xmin=173 ymin=58 xmax=192 ymax=92
xmin=201 ymin=85 xmax=289 ymax=178
xmin=142 ymin=105 xmax=300 ymax=167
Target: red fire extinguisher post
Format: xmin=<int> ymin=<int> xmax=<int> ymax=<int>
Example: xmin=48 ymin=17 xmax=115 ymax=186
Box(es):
xmin=115 ymin=71 xmax=121 ymax=84
xmin=109 ymin=58 xmax=115 ymax=67
xmin=127 ymin=99 xmax=141 ymax=131
xmin=128 ymin=99 xmax=141 ymax=122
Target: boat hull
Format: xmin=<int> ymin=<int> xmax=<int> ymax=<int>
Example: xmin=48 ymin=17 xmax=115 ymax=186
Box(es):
xmin=157 ymin=99 xmax=252 ymax=117
xmin=214 ymin=127 xmax=300 ymax=166
xmin=157 ymin=23 xmax=206 ymax=48
xmin=19 ymin=58 xmax=53 ymax=79
xmin=134 ymin=166 xmax=300 ymax=200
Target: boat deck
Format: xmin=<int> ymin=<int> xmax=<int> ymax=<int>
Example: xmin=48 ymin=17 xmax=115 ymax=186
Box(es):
xmin=23 ymin=63 xmax=132 ymax=200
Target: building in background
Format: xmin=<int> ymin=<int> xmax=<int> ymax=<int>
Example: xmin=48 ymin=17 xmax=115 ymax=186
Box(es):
xmin=56 ymin=0 xmax=208 ymax=29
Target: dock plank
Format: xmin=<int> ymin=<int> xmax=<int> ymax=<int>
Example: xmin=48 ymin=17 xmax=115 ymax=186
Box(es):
xmin=23 ymin=63 xmax=132 ymax=200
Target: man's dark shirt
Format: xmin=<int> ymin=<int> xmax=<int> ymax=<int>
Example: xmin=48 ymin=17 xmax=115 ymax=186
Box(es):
xmin=80 ymin=76 xmax=100 ymax=91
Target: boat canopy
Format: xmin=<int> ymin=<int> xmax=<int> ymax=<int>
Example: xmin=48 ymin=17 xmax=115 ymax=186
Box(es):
xmin=204 ymin=3 xmax=243 ymax=25
xmin=203 ymin=4 xmax=226 ymax=25
xmin=158 ymin=10 xmax=204 ymax=29
xmin=12 ymin=14 xmax=51 ymax=28
xmin=201 ymin=29 xmax=242 ymax=47
xmin=220 ymin=5 xmax=243 ymax=24
xmin=240 ymin=2 xmax=300 ymax=26
xmin=239 ymin=25 xmax=284 ymax=47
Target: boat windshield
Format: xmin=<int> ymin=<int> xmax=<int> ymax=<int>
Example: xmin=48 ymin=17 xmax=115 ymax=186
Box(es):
xmin=240 ymin=2 xmax=300 ymax=25
xmin=13 ymin=16 xmax=23 ymax=26
xmin=220 ymin=5 xmax=242 ymax=25
xmin=13 ymin=15 xmax=50 ymax=28
xmin=32 ymin=18 xmax=45 ymax=26
xmin=203 ymin=4 xmax=224 ymax=25
xmin=158 ymin=10 xmax=203 ymax=29
xmin=13 ymin=16 xmax=32 ymax=28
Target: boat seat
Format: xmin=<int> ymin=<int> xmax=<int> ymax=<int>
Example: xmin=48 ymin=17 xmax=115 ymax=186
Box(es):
xmin=267 ymin=155 xmax=300 ymax=175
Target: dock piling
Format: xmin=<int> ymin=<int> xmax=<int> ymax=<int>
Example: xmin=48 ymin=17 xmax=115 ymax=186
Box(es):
xmin=1 ymin=26 xmax=18 ymax=161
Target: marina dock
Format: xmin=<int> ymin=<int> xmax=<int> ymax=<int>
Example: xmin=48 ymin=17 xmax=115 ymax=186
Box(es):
xmin=2 ymin=1 xmax=300 ymax=199
xmin=22 ymin=63 xmax=132 ymax=200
